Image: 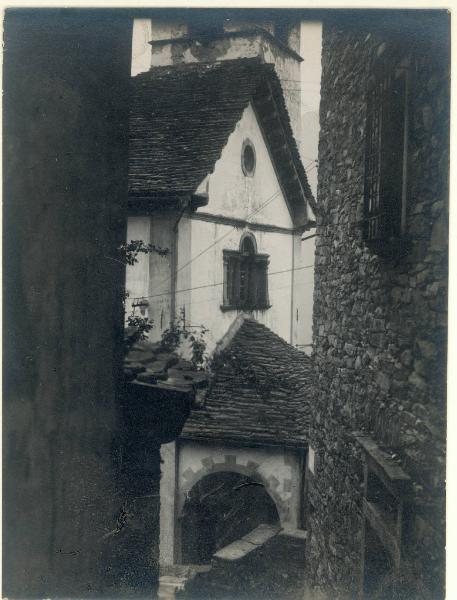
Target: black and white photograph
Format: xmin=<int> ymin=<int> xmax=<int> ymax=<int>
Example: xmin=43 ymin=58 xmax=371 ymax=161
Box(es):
xmin=3 ymin=4 xmax=452 ymax=600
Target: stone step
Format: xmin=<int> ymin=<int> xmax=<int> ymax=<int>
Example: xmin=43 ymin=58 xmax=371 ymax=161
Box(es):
xmin=213 ymin=523 xmax=281 ymax=561
xmin=279 ymin=528 xmax=308 ymax=540
xmin=158 ymin=564 xmax=213 ymax=600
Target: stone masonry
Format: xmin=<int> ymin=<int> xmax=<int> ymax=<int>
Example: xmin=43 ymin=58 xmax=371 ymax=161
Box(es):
xmin=307 ymin=12 xmax=449 ymax=600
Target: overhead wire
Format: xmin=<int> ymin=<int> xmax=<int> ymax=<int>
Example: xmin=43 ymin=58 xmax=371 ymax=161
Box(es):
xmin=129 ymin=262 xmax=314 ymax=303
xmin=173 ymin=279 xmax=315 ymax=315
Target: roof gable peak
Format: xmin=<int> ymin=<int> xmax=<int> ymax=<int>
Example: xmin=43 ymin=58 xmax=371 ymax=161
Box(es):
xmin=129 ymin=59 xmax=316 ymax=223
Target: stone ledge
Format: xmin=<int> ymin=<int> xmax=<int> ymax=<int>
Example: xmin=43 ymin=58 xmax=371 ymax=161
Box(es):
xmin=213 ymin=523 xmax=281 ymax=561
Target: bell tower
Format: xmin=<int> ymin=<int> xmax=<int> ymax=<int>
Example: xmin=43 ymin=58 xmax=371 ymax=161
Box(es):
xmin=131 ymin=11 xmax=303 ymax=144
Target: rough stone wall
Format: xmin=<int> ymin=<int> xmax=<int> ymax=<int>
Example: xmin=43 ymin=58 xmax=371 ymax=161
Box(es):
xmin=307 ymin=14 xmax=449 ymax=600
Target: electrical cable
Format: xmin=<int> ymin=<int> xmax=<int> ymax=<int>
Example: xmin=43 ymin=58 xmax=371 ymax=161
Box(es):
xmin=128 ymin=262 xmax=314 ymax=302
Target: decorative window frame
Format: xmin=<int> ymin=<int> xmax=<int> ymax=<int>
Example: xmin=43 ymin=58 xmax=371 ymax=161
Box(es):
xmin=221 ymin=233 xmax=270 ymax=312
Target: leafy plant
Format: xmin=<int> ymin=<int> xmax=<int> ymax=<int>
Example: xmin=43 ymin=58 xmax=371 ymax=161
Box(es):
xmin=126 ymin=315 xmax=154 ymax=341
xmin=119 ymin=240 xmax=169 ymax=266
xmin=119 ymin=242 xmax=209 ymax=367
xmin=160 ymin=320 xmax=183 ymax=353
xmin=161 ymin=308 xmax=209 ymax=368
xmin=118 ymin=239 xmax=167 ymax=352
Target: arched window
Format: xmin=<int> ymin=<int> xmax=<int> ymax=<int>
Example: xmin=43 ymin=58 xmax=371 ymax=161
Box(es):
xmin=222 ymin=233 xmax=270 ymax=311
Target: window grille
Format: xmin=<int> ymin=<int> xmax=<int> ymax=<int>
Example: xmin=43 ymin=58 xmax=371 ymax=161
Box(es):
xmin=364 ymin=55 xmax=409 ymax=249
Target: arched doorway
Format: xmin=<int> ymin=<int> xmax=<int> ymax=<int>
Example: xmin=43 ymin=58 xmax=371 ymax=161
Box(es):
xmin=180 ymin=471 xmax=280 ymax=564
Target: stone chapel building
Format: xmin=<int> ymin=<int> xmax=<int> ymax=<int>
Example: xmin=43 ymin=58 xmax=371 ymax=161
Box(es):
xmin=125 ymin=17 xmax=316 ymax=571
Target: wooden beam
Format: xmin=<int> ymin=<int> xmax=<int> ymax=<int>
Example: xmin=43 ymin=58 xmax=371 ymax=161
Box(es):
xmin=355 ymin=434 xmax=412 ymax=499
xmin=364 ymin=499 xmax=401 ymax=567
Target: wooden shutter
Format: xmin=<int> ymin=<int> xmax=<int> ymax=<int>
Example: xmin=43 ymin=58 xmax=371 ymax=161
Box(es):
xmin=224 ymin=253 xmax=240 ymax=306
xmin=239 ymin=257 xmax=248 ymax=306
xmin=223 ymin=255 xmax=229 ymax=305
xmin=223 ymin=246 xmax=269 ymax=309
xmin=254 ymin=256 xmax=269 ymax=308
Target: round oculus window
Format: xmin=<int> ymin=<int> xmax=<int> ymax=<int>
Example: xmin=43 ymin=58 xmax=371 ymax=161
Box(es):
xmin=241 ymin=140 xmax=256 ymax=176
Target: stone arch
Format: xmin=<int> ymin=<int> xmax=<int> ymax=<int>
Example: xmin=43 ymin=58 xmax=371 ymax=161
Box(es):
xmin=178 ymin=454 xmax=288 ymax=528
xmin=180 ymin=469 xmax=280 ymax=564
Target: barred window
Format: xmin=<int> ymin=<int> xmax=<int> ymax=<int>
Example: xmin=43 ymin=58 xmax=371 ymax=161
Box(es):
xmin=222 ymin=234 xmax=270 ymax=311
xmin=364 ymin=50 xmax=409 ymax=249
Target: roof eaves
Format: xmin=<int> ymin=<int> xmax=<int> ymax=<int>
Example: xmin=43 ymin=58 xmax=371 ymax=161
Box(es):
xmin=180 ymin=431 xmax=308 ymax=450
xmin=252 ymin=69 xmax=317 ymax=224
xmin=265 ymin=69 xmax=317 ymax=215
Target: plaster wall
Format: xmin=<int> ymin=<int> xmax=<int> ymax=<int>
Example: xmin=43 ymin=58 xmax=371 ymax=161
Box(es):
xmin=292 ymin=229 xmax=316 ymax=353
xmin=131 ymin=19 xmax=153 ymax=76
xmin=125 ymin=216 xmax=150 ymax=317
xmin=181 ymin=220 xmax=295 ymax=353
xmin=125 ymin=213 xmax=175 ymax=343
xmin=149 ymin=18 xmax=188 ymax=41
xmin=126 ymin=213 xmax=299 ymax=354
xmin=174 ymin=104 xmax=306 ymax=352
xmin=150 ymin=32 xmax=286 ymax=69
xmin=202 ymin=103 xmax=293 ymax=228
xmin=126 ymin=103 xmax=314 ymax=352
xmin=299 ymin=21 xmax=322 ymax=197
xmin=131 ymin=17 xmax=189 ymax=75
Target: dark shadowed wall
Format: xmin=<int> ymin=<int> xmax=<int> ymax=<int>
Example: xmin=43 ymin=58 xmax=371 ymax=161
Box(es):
xmin=3 ymin=10 xmax=139 ymax=597
xmin=307 ymin=11 xmax=449 ymax=600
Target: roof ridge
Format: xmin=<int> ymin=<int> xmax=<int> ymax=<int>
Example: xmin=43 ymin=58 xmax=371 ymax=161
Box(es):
xmin=212 ymin=313 xmax=254 ymax=358
xmin=224 ymin=317 xmax=313 ymax=365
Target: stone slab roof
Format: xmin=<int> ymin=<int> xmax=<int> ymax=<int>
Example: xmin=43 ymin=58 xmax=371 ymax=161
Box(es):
xmin=129 ymin=58 xmax=315 ymax=223
xmin=181 ymin=316 xmax=313 ymax=447
xmin=124 ymin=331 xmax=208 ymax=397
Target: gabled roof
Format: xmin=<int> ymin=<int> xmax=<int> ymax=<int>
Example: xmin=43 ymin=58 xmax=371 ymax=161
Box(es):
xmin=129 ymin=58 xmax=316 ymax=225
xmin=181 ymin=316 xmax=313 ymax=448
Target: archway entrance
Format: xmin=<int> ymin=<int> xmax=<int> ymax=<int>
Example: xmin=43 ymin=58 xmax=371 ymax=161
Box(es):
xmin=181 ymin=471 xmax=280 ymax=564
